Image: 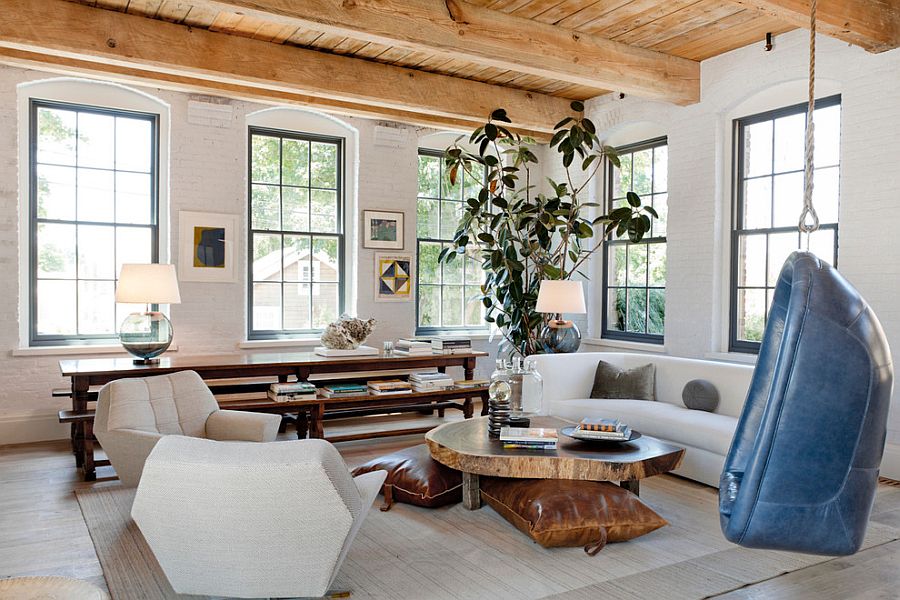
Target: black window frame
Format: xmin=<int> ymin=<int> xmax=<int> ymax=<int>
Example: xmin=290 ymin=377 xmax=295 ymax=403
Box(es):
xmin=414 ymin=148 xmax=489 ymax=336
xmin=28 ymin=98 xmax=160 ymax=347
xmin=247 ymin=125 xmax=346 ymax=340
xmin=729 ymin=94 xmax=841 ymax=354
xmin=601 ymin=136 xmax=668 ymax=344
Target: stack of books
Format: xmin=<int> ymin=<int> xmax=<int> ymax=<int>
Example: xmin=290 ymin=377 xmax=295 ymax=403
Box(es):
xmin=267 ymin=381 xmax=317 ymax=402
xmin=394 ymin=339 xmax=433 ymax=356
xmin=453 ymin=379 xmax=489 ymax=389
xmin=320 ymin=383 xmax=368 ymax=398
xmin=409 ymin=371 xmax=454 ymax=392
xmin=367 ymin=379 xmax=413 ymax=395
xmin=574 ymin=417 xmax=632 ymax=441
xmin=431 ymin=338 xmax=471 ymax=354
xmin=499 ymin=426 xmax=558 ymax=450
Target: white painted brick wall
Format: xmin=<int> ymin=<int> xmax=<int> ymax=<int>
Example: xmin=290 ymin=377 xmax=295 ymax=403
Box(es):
xmin=582 ymin=31 xmax=900 ymax=458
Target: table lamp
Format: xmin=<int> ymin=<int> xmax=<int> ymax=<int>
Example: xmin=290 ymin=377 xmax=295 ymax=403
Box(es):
xmin=536 ymin=279 xmax=586 ymax=353
xmin=115 ymin=264 xmax=181 ymax=364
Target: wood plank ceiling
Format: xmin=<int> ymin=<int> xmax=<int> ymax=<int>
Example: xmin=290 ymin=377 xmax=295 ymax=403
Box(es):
xmin=69 ymin=0 xmax=797 ymax=101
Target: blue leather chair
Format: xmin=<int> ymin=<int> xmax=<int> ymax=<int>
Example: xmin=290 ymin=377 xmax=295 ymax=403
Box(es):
xmin=720 ymin=252 xmax=893 ymax=555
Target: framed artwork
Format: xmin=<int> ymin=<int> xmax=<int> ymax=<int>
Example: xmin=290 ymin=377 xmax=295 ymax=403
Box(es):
xmin=178 ymin=211 xmax=237 ymax=282
xmin=375 ymin=253 xmax=413 ymax=302
xmin=363 ymin=210 xmax=404 ymax=249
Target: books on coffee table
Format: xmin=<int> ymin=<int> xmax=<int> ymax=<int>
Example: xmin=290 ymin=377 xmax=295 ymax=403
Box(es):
xmin=367 ymin=379 xmax=413 ymax=395
xmin=395 ymin=339 xmax=433 ymax=355
xmin=267 ymin=381 xmax=317 ymax=402
xmin=574 ymin=417 xmax=631 ymax=441
xmin=320 ymin=383 xmax=368 ymax=398
xmin=499 ymin=426 xmax=558 ymax=450
xmin=409 ymin=371 xmax=454 ymax=392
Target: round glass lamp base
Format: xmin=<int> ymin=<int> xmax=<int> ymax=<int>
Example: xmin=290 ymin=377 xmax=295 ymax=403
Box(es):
xmin=119 ymin=311 xmax=174 ymax=364
xmin=539 ymin=320 xmax=581 ymax=353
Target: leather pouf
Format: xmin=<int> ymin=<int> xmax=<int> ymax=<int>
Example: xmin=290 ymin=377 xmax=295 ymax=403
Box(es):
xmin=0 ymin=576 xmax=109 ymax=600
xmin=480 ymin=478 xmax=668 ymax=555
xmin=352 ymin=444 xmax=462 ymax=510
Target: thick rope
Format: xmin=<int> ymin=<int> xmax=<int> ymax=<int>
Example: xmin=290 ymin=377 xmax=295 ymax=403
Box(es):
xmin=798 ymin=0 xmax=819 ymax=239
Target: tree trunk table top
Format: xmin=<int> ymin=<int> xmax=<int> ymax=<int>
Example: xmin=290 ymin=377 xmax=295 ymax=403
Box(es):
xmin=425 ymin=416 xmax=684 ymax=482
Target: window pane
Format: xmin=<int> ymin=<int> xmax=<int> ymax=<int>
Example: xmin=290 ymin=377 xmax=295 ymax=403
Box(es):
xmin=419 ymin=242 xmax=441 ymax=284
xmin=115 ymin=226 xmax=152 ymax=276
xmin=252 ymin=282 xmax=282 ymax=330
xmin=77 ymin=225 xmax=115 ymax=279
xmin=312 ymin=283 xmax=339 ymax=328
xmin=626 ymin=244 xmax=647 ymax=286
xmin=772 ymin=172 xmax=803 ymax=228
xmin=464 ymin=164 xmax=485 ymax=199
xmin=609 ymin=245 xmax=626 ymax=287
xmin=652 ymin=145 xmax=667 ymax=193
xmin=283 ymin=235 xmax=310 ymax=282
xmin=464 ymin=250 xmax=483 ymax=285
xmin=626 ymin=288 xmax=647 ymax=333
xmin=283 ymin=187 xmax=310 ymax=231
xmin=115 ymin=172 xmax=152 ymax=225
xmin=37 ymin=107 xmax=76 ymax=166
xmin=737 ymin=234 xmax=766 ymax=287
xmin=809 ymin=229 xmax=836 ymax=265
xmin=651 ymin=193 xmax=667 ymax=237
xmin=77 ymin=112 xmax=115 ymax=169
xmin=419 ymin=285 xmax=440 ymax=327
xmin=36 ymin=165 xmax=76 ymax=220
xmin=648 ymin=289 xmax=665 ymax=335
xmin=613 ymin=153 xmax=632 ymax=198
xmin=283 ymin=283 xmax=311 ymax=330
xmin=251 ymin=135 xmax=280 ymax=184
xmin=631 ymin=149 xmax=653 ymax=195
xmin=737 ymin=289 xmax=766 ymax=342
xmin=743 ymin=120 xmax=773 ymax=178
xmin=282 ymin=138 xmax=309 ymax=186
xmin=767 ymin=231 xmax=800 ymax=286
xmin=77 ymin=168 xmax=115 ymax=222
xmin=36 ymin=280 xmax=76 ymax=335
xmin=648 ymin=243 xmax=666 ymax=286
xmin=813 ymin=166 xmax=840 ymax=224
xmin=441 ymin=163 xmax=462 ymax=200
xmin=743 ymin=177 xmax=772 ymax=229
xmin=773 ymin=112 xmax=805 ymax=173
xmin=440 ymin=201 xmax=462 ymax=240
xmin=37 ymin=223 xmax=76 ymax=278
xmin=312 ymin=237 xmax=339 ymax=282
xmin=311 ymin=142 xmax=338 ymax=188
xmin=115 ymin=117 xmax=152 ymax=173
xmin=443 ymin=286 xmax=464 ymax=327
xmin=78 ymin=280 xmax=115 ymax=334
xmin=443 ymin=247 xmax=463 ymax=284
xmin=418 ymin=155 xmax=440 ymax=198
xmin=464 ymin=285 xmax=483 ymax=326
xmin=310 ymin=189 xmax=338 ymax=232
xmin=253 ymin=233 xmax=282 ymax=281
xmin=813 ymin=104 xmax=841 ymax=167
xmin=251 ymin=184 xmax=280 ymax=230
xmin=417 ymin=197 xmax=439 ymax=240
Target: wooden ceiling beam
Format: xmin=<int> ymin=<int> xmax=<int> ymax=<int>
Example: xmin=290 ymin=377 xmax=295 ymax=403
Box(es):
xmin=183 ymin=0 xmax=701 ymax=105
xmin=731 ymin=0 xmax=900 ymax=52
xmin=0 ymin=0 xmax=571 ymax=132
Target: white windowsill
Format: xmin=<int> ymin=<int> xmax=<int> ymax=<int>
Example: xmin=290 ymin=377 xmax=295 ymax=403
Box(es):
xmin=417 ymin=332 xmax=493 ymax=341
xmin=238 ymin=338 xmax=321 ymax=350
xmin=11 ymin=343 xmax=179 ymax=357
xmin=704 ymin=351 xmax=758 ymax=365
xmin=582 ymin=338 xmax=666 ymax=353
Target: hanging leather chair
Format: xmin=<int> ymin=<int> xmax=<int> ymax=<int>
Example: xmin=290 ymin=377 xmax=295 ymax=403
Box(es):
xmin=720 ymin=251 xmax=893 ymax=555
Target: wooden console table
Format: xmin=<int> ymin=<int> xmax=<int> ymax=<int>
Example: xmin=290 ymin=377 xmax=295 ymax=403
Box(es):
xmin=58 ymin=350 xmax=488 ymax=481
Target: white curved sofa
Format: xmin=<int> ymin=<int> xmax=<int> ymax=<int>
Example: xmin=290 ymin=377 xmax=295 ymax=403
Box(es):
xmin=526 ymin=352 xmax=754 ymax=487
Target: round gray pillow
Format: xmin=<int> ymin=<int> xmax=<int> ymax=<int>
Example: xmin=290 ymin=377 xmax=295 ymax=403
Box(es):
xmin=682 ymin=379 xmax=719 ymax=412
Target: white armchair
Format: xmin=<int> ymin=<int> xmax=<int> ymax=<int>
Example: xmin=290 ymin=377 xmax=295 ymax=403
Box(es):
xmin=131 ymin=436 xmax=386 ymax=598
xmin=93 ymin=370 xmax=281 ymax=486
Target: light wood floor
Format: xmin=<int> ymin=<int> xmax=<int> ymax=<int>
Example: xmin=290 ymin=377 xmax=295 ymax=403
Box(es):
xmin=2 ymin=413 xmax=900 ymax=599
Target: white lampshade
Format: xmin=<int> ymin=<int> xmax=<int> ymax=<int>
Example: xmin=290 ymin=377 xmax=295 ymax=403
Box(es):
xmin=536 ymin=280 xmax=586 ymax=315
xmin=116 ymin=264 xmax=182 ymax=304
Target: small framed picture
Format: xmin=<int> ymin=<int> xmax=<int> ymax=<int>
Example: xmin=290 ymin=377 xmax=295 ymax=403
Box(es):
xmin=363 ymin=210 xmax=404 ymax=249
xmin=178 ymin=211 xmax=238 ymax=283
xmin=375 ymin=253 xmax=414 ymax=302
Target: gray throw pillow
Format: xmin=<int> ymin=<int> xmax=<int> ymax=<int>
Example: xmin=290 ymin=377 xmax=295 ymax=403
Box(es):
xmin=682 ymin=379 xmax=719 ymax=412
xmin=589 ymin=360 xmax=656 ymax=401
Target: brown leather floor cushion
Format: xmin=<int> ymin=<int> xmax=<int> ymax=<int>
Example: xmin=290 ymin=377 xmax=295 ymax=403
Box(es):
xmin=351 ymin=444 xmax=462 ymax=511
xmin=480 ymin=478 xmax=668 ymax=555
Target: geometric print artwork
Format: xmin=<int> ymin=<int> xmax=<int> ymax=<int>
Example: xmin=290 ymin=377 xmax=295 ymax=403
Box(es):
xmin=376 ymin=254 xmax=413 ymax=301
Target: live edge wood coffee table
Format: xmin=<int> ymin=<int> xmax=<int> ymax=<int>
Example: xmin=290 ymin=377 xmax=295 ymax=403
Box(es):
xmin=426 ymin=416 xmax=684 ymax=509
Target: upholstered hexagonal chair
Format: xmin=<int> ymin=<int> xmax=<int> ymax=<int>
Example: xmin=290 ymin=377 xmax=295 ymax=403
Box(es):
xmin=131 ymin=435 xmax=386 ymax=599
xmin=94 ymin=370 xmax=281 ymax=487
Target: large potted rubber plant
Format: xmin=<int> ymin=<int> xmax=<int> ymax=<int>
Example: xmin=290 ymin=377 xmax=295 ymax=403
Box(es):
xmin=440 ymin=101 xmax=656 ymax=356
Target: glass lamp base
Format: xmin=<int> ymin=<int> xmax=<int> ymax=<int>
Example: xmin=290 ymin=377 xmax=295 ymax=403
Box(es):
xmin=119 ymin=311 xmax=173 ymax=363
xmin=539 ymin=320 xmax=581 ymax=353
